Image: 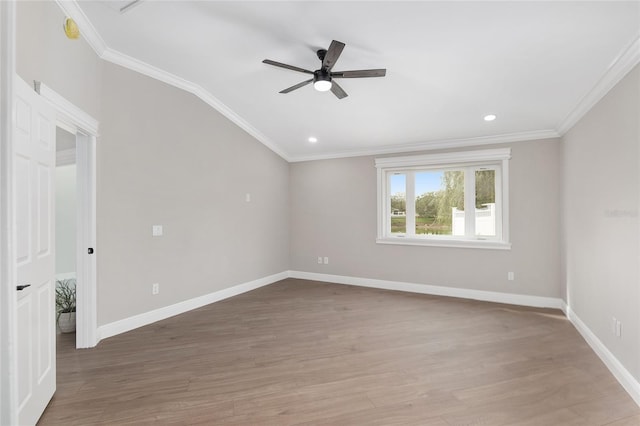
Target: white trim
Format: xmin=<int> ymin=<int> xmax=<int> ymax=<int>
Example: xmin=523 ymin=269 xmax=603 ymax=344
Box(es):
xmin=375 ymin=237 xmax=511 ymax=250
xmin=35 ymin=82 xmax=99 ymax=136
xmin=291 ymin=130 xmax=556 ymax=163
xmin=93 ymin=265 xmax=640 ymax=408
xmin=56 ymin=148 xmax=76 ymax=166
xmin=375 ymin=148 xmax=512 ymax=169
xmin=52 ymin=2 xmax=290 ymax=162
xmin=565 ymin=305 xmax=640 ymax=407
xmin=289 ymin=271 xmax=640 ymax=407
xmin=0 ymin=2 xmax=17 ymax=424
xmin=51 ymin=2 xmax=638 ymax=163
xmin=560 ymin=300 xmax=569 ymax=316
xmin=75 ymin=133 xmax=97 ymax=348
xmin=376 ymin=148 xmax=510 ymax=248
xmin=36 ymin=83 xmax=99 ymax=349
xmin=557 ymin=35 xmax=640 ymax=135
xmin=501 ymin=158 xmax=510 ymax=244
xmin=50 ymin=1 xmax=561 ymax=164
xmin=100 ymin=48 xmax=289 ymax=161
xmin=288 ymin=271 xmax=563 ymax=310
xmin=97 ymin=271 xmax=288 ymax=342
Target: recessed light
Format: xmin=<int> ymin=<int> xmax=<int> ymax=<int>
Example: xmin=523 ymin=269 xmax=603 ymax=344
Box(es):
xmin=308 ymin=137 xmax=318 ymax=143
xmin=484 ymin=114 xmax=497 ymax=122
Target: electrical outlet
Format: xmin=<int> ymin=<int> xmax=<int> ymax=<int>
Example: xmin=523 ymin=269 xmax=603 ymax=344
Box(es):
xmin=507 ymin=272 xmax=514 ymax=281
xmin=152 ymin=225 xmax=163 ymax=236
xmin=152 ymin=283 xmax=159 ymax=295
xmin=317 ymin=256 xmax=322 ymax=264
xmin=323 ymin=257 xmax=329 ymax=265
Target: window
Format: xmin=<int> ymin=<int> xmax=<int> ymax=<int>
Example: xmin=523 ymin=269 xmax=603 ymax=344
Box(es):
xmin=375 ymin=148 xmax=511 ymax=249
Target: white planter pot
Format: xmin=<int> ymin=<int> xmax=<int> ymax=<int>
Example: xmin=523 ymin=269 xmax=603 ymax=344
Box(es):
xmin=58 ymin=312 xmax=76 ymax=333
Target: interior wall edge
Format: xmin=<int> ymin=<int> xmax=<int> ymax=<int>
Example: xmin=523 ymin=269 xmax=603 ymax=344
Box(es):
xmin=97 ymin=271 xmax=289 ymax=343
xmin=93 ymin=267 xmax=639 ymax=408
xmin=566 ymin=305 xmax=640 ymax=407
xmin=288 ymin=270 xmax=563 ymax=310
xmin=292 ymin=270 xmax=639 ymax=407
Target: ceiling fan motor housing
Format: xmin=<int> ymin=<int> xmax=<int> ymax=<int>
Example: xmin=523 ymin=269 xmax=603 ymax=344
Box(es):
xmin=314 ymin=69 xmax=331 ymax=84
xmin=316 ymin=49 xmax=328 ymax=61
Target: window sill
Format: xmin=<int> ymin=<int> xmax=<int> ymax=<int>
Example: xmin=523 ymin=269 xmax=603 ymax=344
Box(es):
xmin=376 ymin=237 xmax=512 ymax=250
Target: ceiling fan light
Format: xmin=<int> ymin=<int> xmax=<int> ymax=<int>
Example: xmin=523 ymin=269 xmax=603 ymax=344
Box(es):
xmin=313 ymin=80 xmax=332 ymax=92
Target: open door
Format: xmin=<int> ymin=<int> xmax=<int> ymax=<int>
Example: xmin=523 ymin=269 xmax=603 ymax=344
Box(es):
xmin=14 ymin=77 xmax=56 ymax=424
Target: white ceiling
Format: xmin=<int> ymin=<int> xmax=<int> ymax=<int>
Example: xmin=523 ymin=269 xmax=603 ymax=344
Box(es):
xmin=73 ymin=1 xmax=640 ymax=161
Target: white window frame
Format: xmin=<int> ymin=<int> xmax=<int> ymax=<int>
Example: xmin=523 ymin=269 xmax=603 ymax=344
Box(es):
xmin=375 ymin=148 xmax=511 ymax=250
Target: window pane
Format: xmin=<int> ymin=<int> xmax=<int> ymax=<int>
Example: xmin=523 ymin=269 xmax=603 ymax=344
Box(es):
xmin=443 ymin=170 xmax=465 ymax=236
xmin=390 ymin=173 xmax=406 ymax=234
xmin=475 ymin=169 xmax=496 ymax=237
xmin=414 ymin=170 xmax=464 ymax=236
xmin=415 ymin=171 xmax=441 ymax=235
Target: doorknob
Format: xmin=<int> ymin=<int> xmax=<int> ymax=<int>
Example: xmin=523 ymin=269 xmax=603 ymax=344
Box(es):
xmin=17 ymin=284 xmax=31 ymax=291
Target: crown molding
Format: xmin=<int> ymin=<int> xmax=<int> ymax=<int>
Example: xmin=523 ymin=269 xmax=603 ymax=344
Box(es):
xmin=557 ymin=34 xmax=640 ymax=135
xmin=55 ymin=1 xmax=637 ymax=163
xmin=288 ymin=129 xmax=559 ymax=163
xmin=100 ymin=48 xmax=291 ymax=161
xmin=55 ymin=1 xmax=291 ymax=162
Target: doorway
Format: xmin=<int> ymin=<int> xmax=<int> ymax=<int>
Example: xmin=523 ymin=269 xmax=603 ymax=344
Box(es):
xmin=36 ymin=81 xmax=100 ymax=350
xmin=55 ymin=127 xmax=77 ymax=339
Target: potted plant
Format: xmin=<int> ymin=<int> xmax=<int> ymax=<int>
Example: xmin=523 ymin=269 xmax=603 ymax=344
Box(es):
xmin=56 ymin=278 xmax=76 ymax=333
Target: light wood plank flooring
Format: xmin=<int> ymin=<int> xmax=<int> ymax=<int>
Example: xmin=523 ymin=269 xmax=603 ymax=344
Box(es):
xmin=40 ymin=279 xmax=639 ymax=425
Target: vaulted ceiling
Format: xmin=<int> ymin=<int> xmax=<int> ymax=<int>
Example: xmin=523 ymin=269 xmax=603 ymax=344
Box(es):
xmin=68 ymin=1 xmax=640 ymax=161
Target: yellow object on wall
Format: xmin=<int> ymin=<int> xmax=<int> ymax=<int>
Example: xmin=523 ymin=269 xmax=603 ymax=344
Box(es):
xmin=63 ymin=18 xmax=80 ymax=40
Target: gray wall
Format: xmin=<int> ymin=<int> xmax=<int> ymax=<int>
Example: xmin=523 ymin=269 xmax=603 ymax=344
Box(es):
xmin=97 ymin=62 xmax=289 ymax=324
xmin=290 ymin=139 xmax=562 ymax=298
xmin=561 ymin=65 xmax=639 ymax=380
xmin=16 ymin=1 xmax=290 ymax=326
xmin=55 ymin=164 xmax=76 ymax=277
xmin=16 ymin=1 xmax=102 ymax=120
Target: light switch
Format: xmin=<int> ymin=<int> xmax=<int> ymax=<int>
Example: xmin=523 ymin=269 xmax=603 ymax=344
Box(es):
xmin=245 ymin=193 xmax=251 ymax=202
xmin=152 ymin=225 xmax=163 ymax=236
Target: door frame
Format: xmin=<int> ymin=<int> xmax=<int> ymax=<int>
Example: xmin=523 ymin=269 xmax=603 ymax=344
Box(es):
xmin=1 ymin=1 xmax=99 ymax=417
xmin=35 ymin=82 xmax=99 ymax=349
xmin=0 ymin=1 xmax=17 ymax=424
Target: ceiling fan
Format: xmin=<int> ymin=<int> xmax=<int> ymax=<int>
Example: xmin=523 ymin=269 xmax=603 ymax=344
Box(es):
xmin=262 ymin=40 xmax=386 ymax=99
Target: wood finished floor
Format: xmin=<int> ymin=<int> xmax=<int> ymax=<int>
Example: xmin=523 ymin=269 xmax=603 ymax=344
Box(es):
xmin=40 ymin=279 xmax=639 ymax=425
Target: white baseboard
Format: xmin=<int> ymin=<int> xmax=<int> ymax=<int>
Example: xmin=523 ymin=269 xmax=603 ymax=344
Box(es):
xmin=288 ymin=271 xmax=564 ymax=310
xmin=94 ymin=269 xmax=639 ymax=409
xmin=560 ymin=300 xmax=569 ymax=316
xmin=97 ymin=271 xmax=288 ymax=342
xmin=565 ymin=305 xmax=640 ymax=407
xmin=289 ymin=271 xmax=640 ymax=407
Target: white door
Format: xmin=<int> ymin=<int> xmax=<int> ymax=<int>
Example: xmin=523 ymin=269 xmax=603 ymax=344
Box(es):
xmin=14 ymin=77 xmax=56 ymax=425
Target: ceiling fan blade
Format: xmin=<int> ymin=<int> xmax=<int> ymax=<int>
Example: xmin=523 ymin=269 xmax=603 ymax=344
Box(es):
xmin=279 ymin=78 xmax=313 ymax=94
xmin=332 ymin=69 xmax=387 ymax=78
xmin=263 ymin=59 xmax=314 ymax=75
xmin=322 ymin=40 xmax=345 ymax=71
xmin=330 ymin=81 xmax=348 ymax=99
